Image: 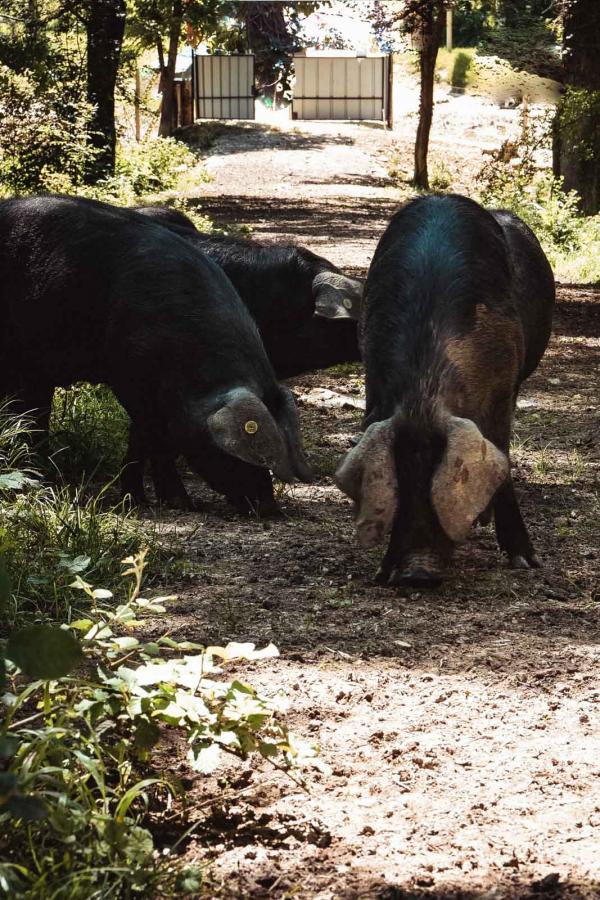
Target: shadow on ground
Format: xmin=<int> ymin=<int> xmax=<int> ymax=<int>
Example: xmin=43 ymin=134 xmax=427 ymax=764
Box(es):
xmin=189 ymin=194 xmax=398 ymax=245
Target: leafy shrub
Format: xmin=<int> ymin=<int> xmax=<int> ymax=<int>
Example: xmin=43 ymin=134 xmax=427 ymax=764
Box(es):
xmin=50 ymin=384 xmax=129 ymax=485
xmin=477 ymin=106 xmax=600 ymax=281
xmin=480 ymin=164 xmax=582 ymax=252
xmin=0 ymin=66 xmax=97 ymax=194
xmin=556 ymin=87 xmax=600 ymax=165
xmin=0 ymin=553 xmax=316 ymax=898
xmin=0 ymin=407 xmax=151 ymax=629
xmin=113 ymin=136 xmax=200 ymax=197
xmin=1 ymin=483 xmax=146 ymax=627
xmin=57 ymin=135 xmax=210 ymax=206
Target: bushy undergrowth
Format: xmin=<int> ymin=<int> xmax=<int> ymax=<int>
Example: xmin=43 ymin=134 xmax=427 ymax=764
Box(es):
xmin=0 ymin=404 xmax=148 ymax=629
xmin=0 ymin=68 xmax=207 ymax=205
xmin=478 ymin=109 xmax=600 ymax=282
xmin=38 ymin=135 xmax=207 ymax=207
xmin=0 ymin=66 xmax=98 ymax=196
xmin=0 ymin=553 xmax=311 ymax=899
xmin=50 ymin=384 xmax=129 ymax=485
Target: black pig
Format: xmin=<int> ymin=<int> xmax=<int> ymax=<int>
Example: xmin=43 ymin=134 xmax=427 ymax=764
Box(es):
xmin=134 ymin=206 xmax=364 ymax=370
xmin=335 ymin=194 xmax=554 ymax=586
xmin=0 ymin=195 xmax=312 ymax=512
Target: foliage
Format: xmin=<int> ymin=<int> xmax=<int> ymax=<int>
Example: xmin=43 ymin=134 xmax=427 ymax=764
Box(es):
xmin=50 ymin=384 xmax=130 ymax=485
xmin=10 ymin=129 xmax=206 ymax=205
xmin=0 ymin=406 xmax=149 ymax=629
xmin=1 ymin=483 xmax=148 ymax=629
xmin=0 ymin=404 xmax=37 ymax=491
xmin=114 ymin=135 xmax=199 ymax=194
xmin=555 ymin=85 xmax=600 ymax=164
xmin=0 ymin=65 xmax=98 ymax=195
xmin=0 ymin=552 xmax=315 ymax=898
xmin=478 ymin=107 xmax=600 ymax=280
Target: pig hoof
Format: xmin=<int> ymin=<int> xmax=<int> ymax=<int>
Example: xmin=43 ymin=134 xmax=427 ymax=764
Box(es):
xmin=509 ymin=553 xmax=541 ymax=570
xmin=157 ymin=494 xmax=194 ymax=511
xmin=375 ymin=566 xmax=391 ymax=585
xmin=389 ymin=567 xmax=443 ymax=589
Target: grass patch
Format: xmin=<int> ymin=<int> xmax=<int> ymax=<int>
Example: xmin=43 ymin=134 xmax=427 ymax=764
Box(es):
xmin=1 ymin=482 xmax=147 ymax=628
xmin=0 ymin=404 xmax=170 ymax=633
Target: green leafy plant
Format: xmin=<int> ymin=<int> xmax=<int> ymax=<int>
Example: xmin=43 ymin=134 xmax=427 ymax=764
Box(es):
xmin=0 ymin=404 xmax=150 ymax=629
xmin=0 ymin=552 xmax=314 ymax=898
xmin=0 ymin=65 xmax=98 ymax=195
xmin=1 ymin=481 xmax=147 ymax=627
xmin=50 ymin=384 xmax=129 ymax=484
xmin=478 ymin=106 xmax=600 ymax=281
xmin=116 ymin=136 xmax=197 ymax=194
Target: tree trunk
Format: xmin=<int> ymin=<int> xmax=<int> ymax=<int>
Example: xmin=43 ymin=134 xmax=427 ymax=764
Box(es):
xmin=553 ymin=0 xmax=600 ymax=214
xmin=158 ymin=0 xmax=183 ymax=138
xmin=244 ymin=2 xmax=293 ymax=107
xmin=413 ymin=4 xmax=445 ymax=189
xmin=85 ymin=0 xmax=126 ymax=183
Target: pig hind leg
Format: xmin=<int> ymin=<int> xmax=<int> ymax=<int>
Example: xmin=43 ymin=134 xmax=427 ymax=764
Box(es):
xmin=487 ymin=404 xmax=539 ymax=568
xmin=493 ymin=478 xmax=539 ymax=568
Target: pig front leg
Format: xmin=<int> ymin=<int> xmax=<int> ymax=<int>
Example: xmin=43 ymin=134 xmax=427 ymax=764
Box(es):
xmin=122 ymin=423 xmax=193 ymax=509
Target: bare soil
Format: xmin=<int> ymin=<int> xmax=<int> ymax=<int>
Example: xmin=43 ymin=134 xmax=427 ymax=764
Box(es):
xmin=151 ymin=104 xmax=599 ymax=898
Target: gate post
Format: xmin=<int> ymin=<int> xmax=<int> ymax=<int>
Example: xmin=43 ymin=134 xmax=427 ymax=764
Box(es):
xmin=385 ymin=54 xmax=393 ymax=129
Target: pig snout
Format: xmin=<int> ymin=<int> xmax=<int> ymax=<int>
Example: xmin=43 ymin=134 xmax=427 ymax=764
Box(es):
xmin=376 ymin=551 xmax=445 ymax=589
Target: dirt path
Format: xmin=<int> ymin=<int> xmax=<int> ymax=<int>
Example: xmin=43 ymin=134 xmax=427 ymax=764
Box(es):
xmin=156 ymin=116 xmax=600 ymax=898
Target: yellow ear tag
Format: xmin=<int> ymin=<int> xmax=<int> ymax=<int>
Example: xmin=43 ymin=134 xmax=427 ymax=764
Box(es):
xmin=244 ymin=420 xmax=258 ymax=434
xmin=343 ymin=297 xmax=353 ymax=310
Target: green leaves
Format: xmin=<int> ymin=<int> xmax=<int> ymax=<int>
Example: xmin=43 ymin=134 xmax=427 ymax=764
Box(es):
xmin=0 ymin=773 xmax=47 ymax=823
xmin=6 ymin=625 xmax=84 ymax=679
xmin=0 ymin=556 xmax=11 ymax=611
xmin=0 ymin=549 xmax=312 ymax=895
xmin=0 ymin=472 xmax=37 ymax=491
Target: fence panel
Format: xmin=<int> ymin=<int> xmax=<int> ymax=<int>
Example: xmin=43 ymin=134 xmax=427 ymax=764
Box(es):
xmin=194 ymin=54 xmax=255 ymax=120
xmin=293 ymin=55 xmax=389 ymax=122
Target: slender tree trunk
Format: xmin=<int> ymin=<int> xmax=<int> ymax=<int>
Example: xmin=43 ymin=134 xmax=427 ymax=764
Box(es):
xmin=413 ymin=4 xmax=445 ymax=189
xmin=156 ymin=35 xmax=166 ymax=93
xmin=553 ymin=0 xmax=600 ymax=214
xmin=158 ymin=0 xmax=183 ymax=138
xmin=85 ymin=0 xmax=126 ymax=182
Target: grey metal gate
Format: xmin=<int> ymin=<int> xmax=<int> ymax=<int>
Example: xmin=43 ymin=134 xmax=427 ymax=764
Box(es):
xmin=193 ymin=54 xmax=255 ymax=120
xmin=292 ymin=54 xmax=391 ymax=123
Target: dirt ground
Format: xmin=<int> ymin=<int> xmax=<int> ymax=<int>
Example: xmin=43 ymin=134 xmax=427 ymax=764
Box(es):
xmin=150 ymin=94 xmax=600 ymax=898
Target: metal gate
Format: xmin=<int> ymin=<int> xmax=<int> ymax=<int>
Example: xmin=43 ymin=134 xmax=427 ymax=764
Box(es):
xmin=292 ymin=54 xmax=391 ymax=123
xmin=193 ymin=54 xmax=255 ymax=120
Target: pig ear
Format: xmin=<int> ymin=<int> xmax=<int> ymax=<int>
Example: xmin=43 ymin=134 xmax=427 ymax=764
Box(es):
xmin=312 ymin=271 xmax=364 ymax=321
xmin=431 ymin=417 xmax=509 ymax=543
xmin=335 ymin=418 xmax=397 ymax=548
xmin=207 ymin=388 xmax=305 ymax=483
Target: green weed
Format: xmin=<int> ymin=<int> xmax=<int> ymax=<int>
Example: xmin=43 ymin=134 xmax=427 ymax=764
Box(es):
xmin=0 ymin=552 xmax=315 ymax=898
